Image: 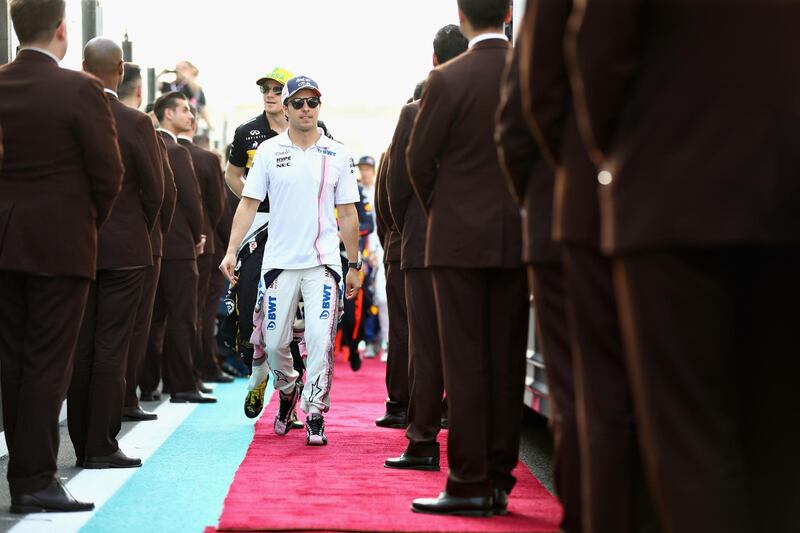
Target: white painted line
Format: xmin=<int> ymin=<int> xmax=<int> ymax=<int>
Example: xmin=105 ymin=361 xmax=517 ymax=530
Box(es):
xmin=0 ymin=402 xmax=69 ymax=459
xmin=8 ymin=400 xmax=198 ymax=533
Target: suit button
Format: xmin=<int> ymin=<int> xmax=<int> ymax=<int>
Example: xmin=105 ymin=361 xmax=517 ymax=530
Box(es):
xmin=598 ymin=170 xmax=613 ymax=185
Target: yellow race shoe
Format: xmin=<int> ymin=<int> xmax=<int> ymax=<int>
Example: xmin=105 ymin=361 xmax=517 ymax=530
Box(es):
xmin=244 ymin=381 xmax=267 ymax=419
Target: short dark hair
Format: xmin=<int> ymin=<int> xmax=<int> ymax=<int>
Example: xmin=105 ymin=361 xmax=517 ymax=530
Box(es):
xmin=153 ymin=91 xmax=187 ymax=122
xmin=457 ymin=0 xmax=509 ymax=30
xmin=9 ymin=0 xmax=65 ymax=44
xmin=118 ymin=62 xmax=142 ymax=100
xmin=433 ymin=24 xmax=468 ymax=65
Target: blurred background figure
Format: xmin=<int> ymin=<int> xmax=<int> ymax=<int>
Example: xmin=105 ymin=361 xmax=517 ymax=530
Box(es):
xmin=158 ymin=60 xmax=212 ymax=131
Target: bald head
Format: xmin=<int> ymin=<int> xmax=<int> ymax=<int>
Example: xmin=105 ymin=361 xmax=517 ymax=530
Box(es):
xmin=83 ymin=37 xmax=124 ymax=92
xmin=84 ymin=37 xmax=123 ymax=74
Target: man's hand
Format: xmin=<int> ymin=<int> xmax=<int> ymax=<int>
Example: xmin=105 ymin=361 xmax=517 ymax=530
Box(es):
xmin=219 ymin=252 xmax=238 ymax=285
xmin=345 ymin=268 xmax=362 ymax=300
xmin=195 ymin=235 xmax=207 ymax=256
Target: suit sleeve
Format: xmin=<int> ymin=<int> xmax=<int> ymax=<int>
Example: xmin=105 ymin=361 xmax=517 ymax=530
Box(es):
xmin=77 ymin=78 xmax=124 ymax=227
xmin=496 ymin=46 xmax=541 ymax=206
xmin=196 ymin=151 xmax=223 ymax=229
xmin=158 ymin=137 xmax=177 ymax=234
xmin=207 ymin=153 xmax=225 ymax=228
xmin=374 ymin=153 xmax=389 ymax=247
xmin=406 ymin=69 xmax=457 ymax=212
xmin=133 ymin=115 xmax=165 ymax=233
xmin=172 ymin=147 xmax=204 ymax=243
xmin=567 ymin=0 xmax=643 ymax=159
xmin=519 ymin=0 xmax=572 ymax=166
xmin=386 ymin=105 xmax=417 ymax=230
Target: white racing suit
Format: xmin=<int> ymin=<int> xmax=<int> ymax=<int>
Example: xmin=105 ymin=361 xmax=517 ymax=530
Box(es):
xmin=251 ymin=265 xmax=343 ymax=414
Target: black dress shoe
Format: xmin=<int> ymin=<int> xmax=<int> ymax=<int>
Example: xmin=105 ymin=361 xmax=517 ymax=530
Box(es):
xmin=411 ymin=491 xmax=493 ymax=517
xmin=84 ymin=449 xmax=142 ymax=469
xmin=140 ymin=390 xmax=161 ymax=402
xmin=203 ymin=372 xmax=235 ymax=383
xmin=170 ymin=391 xmax=217 ymax=403
xmin=197 ymin=382 xmax=214 ymax=394
xmin=122 ymin=406 xmax=158 ymax=421
xmin=10 ymin=479 xmax=94 ymax=514
xmin=493 ymin=488 xmax=509 ymax=515
xmin=385 ymin=453 xmax=440 ymax=471
xmin=375 ymin=412 xmax=407 ymax=429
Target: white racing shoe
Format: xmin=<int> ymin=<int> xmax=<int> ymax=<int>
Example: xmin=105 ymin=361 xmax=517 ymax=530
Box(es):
xmin=274 ymin=382 xmax=301 ymax=436
xmin=306 ymin=414 xmax=328 ymax=446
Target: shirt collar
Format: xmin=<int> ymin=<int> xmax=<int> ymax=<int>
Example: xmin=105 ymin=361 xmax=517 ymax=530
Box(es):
xmin=277 ymin=127 xmax=330 ymax=149
xmin=468 ymin=32 xmax=509 ymax=49
xmin=19 ymin=47 xmax=60 ymax=64
xmin=104 ymin=88 xmax=119 ymax=99
xmin=157 ymin=128 xmax=178 ymax=143
xmin=177 ymin=135 xmax=193 ymax=142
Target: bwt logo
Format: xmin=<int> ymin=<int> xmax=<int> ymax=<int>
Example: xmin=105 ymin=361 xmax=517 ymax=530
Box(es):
xmin=319 ymin=285 xmax=332 ymax=319
xmin=268 ymin=296 xmax=277 ymax=321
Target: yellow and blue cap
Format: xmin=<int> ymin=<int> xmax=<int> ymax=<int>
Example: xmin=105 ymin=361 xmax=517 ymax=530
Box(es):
xmin=256 ymin=67 xmax=293 ymax=87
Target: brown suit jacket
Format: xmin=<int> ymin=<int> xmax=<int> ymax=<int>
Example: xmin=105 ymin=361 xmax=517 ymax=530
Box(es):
xmin=0 ymin=50 xmax=123 ymax=279
xmin=386 ymin=101 xmax=427 ymax=270
xmin=496 ymin=36 xmax=560 ymax=265
xmin=375 ymin=149 xmax=401 ymax=263
xmin=178 ymin=138 xmax=224 ymax=256
xmin=150 ymin=136 xmax=177 ymax=257
xmin=158 ymin=130 xmax=203 ymax=261
xmin=98 ymin=95 xmax=164 ymax=270
xmin=569 ymin=0 xmax=800 ymax=252
xmin=518 ymin=0 xmax=598 ymax=249
xmin=407 ymin=39 xmax=522 ymax=269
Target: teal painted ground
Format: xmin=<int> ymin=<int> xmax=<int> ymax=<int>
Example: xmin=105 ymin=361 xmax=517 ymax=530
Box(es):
xmin=80 ymin=380 xmax=272 ymax=533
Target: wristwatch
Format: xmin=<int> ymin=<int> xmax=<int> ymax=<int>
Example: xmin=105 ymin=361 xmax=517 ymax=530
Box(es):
xmin=348 ymin=253 xmax=363 ymax=271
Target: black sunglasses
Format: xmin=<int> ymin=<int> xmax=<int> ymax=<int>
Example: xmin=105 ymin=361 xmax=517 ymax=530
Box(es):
xmin=289 ymin=97 xmax=321 ymax=110
xmin=260 ymin=84 xmax=283 ymax=95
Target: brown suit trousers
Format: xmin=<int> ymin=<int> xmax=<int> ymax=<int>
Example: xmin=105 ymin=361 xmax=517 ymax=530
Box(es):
xmin=68 ymin=268 xmax=145 ymax=458
xmin=403 ymin=268 xmax=443 ymax=457
xmin=141 ymin=259 xmax=199 ymax=394
xmin=527 ymin=263 xmax=580 ymax=532
xmin=384 ymin=261 xmax=409 ymax=414
xmin=615 ymin=248 xmax=800 ymax=533
xmin=126 ymin=257 xmax=161 ymax=406
xmin=562 ymin=246 xmax=657 ymax=533
xmin=0 ymin=272 xmax=89 ymax=496
xmin=432 ymin=267 xmax=527 ymax=498
xmin=194 ymin=253 xmax=222 ymax=378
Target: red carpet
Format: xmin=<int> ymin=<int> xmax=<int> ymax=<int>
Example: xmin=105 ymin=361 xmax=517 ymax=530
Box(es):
xmin=209 ymin=359 xmax=562 ymax=532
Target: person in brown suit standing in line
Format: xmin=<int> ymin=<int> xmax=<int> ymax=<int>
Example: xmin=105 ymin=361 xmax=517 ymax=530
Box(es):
xmin=495 ymin=11 xmax=582 ymax=531
xmin=176 ymin=109 xmax=231 ymax=384
xmin=384 ymin=25 xmax=467 ymax=473
xmin=120 ymin=63 xmax=177 ymax=417
xmin=143 ymin=92 xmax=216 ymax=404
xmin=374 ymin=147 xmax=409 ymax=429
xmin=568 ymin=1 xmax=800 ymax=532
xmin=515 ymin=2 xmax=658 ymax=532
xmin=407 ymin=0 xmax=527 ymax=517
xmin=67 ymin=38 xmax=165 ymax=470
xmin=0 ymin=0 xmax=123 ymax=513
